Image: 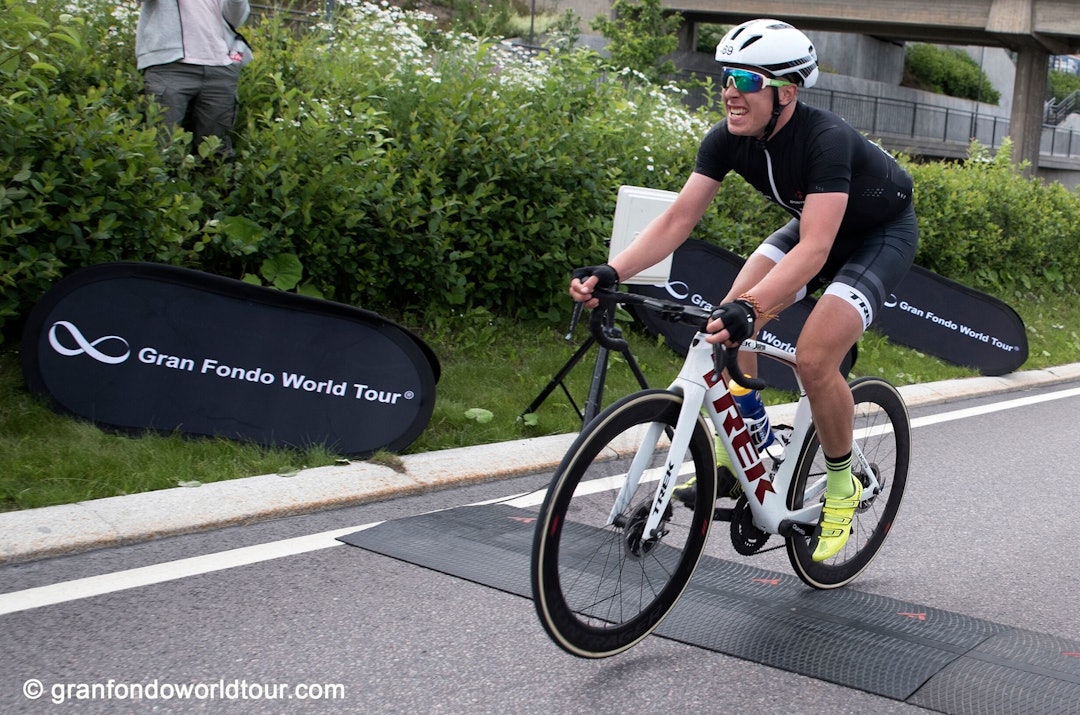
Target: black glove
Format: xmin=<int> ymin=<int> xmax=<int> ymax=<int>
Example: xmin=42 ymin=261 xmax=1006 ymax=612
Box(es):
xmin=710 ymin=300 xmax=757 ymax=343
xmin=571 ymin=264 xmax=620 ymax=291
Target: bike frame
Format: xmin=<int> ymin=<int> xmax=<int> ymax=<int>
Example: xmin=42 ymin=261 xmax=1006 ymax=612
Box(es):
xmin=611 ymin=330 xmax=881 ymax=541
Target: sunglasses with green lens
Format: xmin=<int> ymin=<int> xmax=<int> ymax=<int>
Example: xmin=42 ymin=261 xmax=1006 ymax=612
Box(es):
xmin=721 ymin=67 xmax=793 ymax=93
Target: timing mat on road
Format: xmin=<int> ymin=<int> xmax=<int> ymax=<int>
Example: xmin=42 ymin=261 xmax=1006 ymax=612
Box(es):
xmin=340 ymin=503 xmax=1080 ymax=714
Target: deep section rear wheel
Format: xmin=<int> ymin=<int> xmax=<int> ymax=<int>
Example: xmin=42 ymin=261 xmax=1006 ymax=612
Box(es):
xmin=531 ymin=390 xmax=716 ymax=657
xmin=786 ymin=377 xmax=910 ymax=588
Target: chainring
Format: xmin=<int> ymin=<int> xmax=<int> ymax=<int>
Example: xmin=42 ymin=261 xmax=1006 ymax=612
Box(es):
xmin=729 ymin=495 xmax=770 ymax=555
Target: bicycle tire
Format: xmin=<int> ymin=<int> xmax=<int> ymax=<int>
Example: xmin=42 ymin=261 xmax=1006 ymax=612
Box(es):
xmin=531 ymin=389 xmax=717 ymax=658
xmin=785 ymin=376 xmax=910 ymax=589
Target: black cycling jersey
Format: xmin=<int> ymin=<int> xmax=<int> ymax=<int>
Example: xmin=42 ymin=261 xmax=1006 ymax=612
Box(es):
xmin=695 ymin=101 xmax=913 ymax=246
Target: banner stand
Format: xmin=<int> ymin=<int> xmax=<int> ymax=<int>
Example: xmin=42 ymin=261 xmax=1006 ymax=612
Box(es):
xmin=522 ymin=185 xmax=674 ymax=424
xmin=520 ymin=303 xmax=649 ymax=425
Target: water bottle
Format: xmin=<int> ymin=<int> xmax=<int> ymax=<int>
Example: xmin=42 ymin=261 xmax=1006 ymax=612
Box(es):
xmin=730 ymin=380 xmax=775 ymax=449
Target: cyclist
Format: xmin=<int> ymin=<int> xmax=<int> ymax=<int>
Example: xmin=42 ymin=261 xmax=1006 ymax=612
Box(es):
xmin=570 ymin=18 xmax=917 ymax=561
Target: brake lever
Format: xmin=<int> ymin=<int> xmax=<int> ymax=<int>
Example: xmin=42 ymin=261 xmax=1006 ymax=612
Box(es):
xmin=714 ymin=343 xmax=768 ymax=391
xmin=589 ymin=297 xmax=628 ymax=351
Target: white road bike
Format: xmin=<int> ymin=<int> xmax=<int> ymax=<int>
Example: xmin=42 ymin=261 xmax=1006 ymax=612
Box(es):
xmin=530 ymin=288 xmax=911 ymax=658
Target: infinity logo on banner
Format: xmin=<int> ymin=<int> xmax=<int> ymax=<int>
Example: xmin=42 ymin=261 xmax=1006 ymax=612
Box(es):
xmin=48 ymin=321 xmax=131 ymax=365
xmin=662 ymin=282 xmax=692 ymax=301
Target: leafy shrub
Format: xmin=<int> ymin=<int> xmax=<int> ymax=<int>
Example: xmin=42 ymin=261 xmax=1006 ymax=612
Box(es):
xmin=1 ymin=1 xmax=203 ymax=335
xmin=904 ymin=43 xmax=1000 ymax=104
xmin=695 ymin=23 xmax=729 ymax=54
xmin=1049 ymin=69 xmax=1080 ymax=105
xmin=3 ymin=0 xmax=1079 ymax=351
xmin=591 ymin=0 xmax=682 ymax=82
xmin=1 ymin=0 xmax=713 ymax=339
xmin=907 ymin=140 xmax=1080 ymax=295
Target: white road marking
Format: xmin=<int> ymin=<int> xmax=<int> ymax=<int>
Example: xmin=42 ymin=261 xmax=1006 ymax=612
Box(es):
xmin=2 ymin=386 xmax=1078 ymax=616
xmin=0 ymin=526 xmax=374 ymax=616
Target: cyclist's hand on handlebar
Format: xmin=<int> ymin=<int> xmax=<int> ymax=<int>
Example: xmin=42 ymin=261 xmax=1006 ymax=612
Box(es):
xmin=706 ymin=299 xmax=756 ymax=345
xmin=569 ymin=264 xmax=620 ymax=308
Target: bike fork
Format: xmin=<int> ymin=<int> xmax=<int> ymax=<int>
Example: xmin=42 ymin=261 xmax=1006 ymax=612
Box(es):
xmin=607 ymin=389 xmax=703 ymax=541
xmin=606 ymin=419 xmax=667 ymax=526
xmin=641 ymin=389 xmax=705 ymax=539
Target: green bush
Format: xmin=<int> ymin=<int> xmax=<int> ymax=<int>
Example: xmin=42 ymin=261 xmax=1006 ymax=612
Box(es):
xmin=904 ymin=43 xmax=1000 ymax=104
xmin=591 ymin=0 xmax=682 ymax=82
xmin=1049 ymin=69 xmax=1080 ymax=105
xmin=908 ymin=140 xmax=1080 ymax=295
xmin=1 ymin=0 xmax=713 ymax=339
xmin=695 ymin=24 xmax=729 ymax=54
xmin=3 ymin=0 xmax=1079 ymax=351
xmin=1 ymin=1 xmax=203 ymax=335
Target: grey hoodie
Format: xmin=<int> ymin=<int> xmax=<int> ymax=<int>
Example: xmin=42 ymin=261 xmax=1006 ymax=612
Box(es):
xmin=135 ymin=0 xmax=251 ymax=70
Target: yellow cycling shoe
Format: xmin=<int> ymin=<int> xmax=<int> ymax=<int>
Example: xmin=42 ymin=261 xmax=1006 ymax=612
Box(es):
xmin=674 ymin=438 xmax=741 ymax=507
xmin=812 ymin=477 xmax=862 ymax=562
xmin=672 ymin=476 xmax=698 ymax=507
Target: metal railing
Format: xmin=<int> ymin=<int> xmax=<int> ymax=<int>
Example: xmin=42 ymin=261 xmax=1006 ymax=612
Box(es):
xmin=683 ymin=77 xmax=1080 ymax=161
xmin=800 ymin=86 xmax=1008 ymax=153
xmin=1046 ymin=90 xmax=1079 ymax=125
xmin=806 ymin=86 xmax=1080 ymax=160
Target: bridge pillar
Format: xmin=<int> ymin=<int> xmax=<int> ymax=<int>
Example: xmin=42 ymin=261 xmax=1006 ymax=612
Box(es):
xmin=986 ymin=0 xmax=1049 ymax=175
xmin=1009 ymin=47 xmax=1049 ymax=175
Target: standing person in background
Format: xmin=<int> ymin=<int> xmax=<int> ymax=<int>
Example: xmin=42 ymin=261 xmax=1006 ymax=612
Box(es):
xmin=136 ymin=0 xmax=252 ymax=159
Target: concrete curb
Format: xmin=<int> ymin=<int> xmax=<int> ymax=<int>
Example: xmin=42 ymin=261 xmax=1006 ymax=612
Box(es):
xmin=3 ymin=363 xmax=1079 ymax=564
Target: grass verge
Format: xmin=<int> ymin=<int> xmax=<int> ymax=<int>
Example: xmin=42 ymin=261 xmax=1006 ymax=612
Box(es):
xmin=3 ymin=286 xmax=1077 ymax=512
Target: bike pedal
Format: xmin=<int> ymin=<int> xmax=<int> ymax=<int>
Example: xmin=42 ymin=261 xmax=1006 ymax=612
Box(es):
xmin=778 ymin=519 xmax=819 ymax=539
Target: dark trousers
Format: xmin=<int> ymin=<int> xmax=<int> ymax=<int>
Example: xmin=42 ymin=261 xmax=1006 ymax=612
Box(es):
xmin=144 ymin=62 xmax=241 ymax=158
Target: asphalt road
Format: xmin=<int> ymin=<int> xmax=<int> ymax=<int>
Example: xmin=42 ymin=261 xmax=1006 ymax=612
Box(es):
xmin=2 ymin=382 xmax=1079 ymax=714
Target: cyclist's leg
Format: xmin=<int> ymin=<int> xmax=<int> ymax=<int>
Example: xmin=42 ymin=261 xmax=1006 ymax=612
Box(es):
xmin=786 ymin=376 xmax=910 ymax=585
xmin=797 ymin=296 xmax=864 ymax=561
xmin=796 ymin=297 xmax=862 ymax=460
xmin=796 ymin=298 xmax=864 ymax=561
xmin=801 ymin=204 xmax=918 ymax=457
xmin=799 ymin=205 xmax=918 ymax=560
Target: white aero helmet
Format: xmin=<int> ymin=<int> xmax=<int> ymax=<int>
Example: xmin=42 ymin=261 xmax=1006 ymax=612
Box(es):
xmin=715 ymin=19 xmax=819 ymax=88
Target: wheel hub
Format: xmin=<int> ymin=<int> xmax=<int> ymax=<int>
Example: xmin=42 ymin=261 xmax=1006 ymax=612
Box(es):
xmin=622 ymin=502 xmax=672 ymax=558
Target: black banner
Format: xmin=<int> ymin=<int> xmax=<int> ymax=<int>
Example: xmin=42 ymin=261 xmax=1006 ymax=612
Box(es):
xmin=627 ymin=239 xmax=1027 ymax=388
xmin=876 ymin=265 xmax=1027 ymax=376
xmin=627 ymin=240 xmax=855 ymax=393
xmin=22 ymin=263 xmax=440 ymax=457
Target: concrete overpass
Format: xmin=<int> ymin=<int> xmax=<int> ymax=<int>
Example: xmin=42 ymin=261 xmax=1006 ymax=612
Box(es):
xmin=661 ymin=0 xmax=1080 ymax=173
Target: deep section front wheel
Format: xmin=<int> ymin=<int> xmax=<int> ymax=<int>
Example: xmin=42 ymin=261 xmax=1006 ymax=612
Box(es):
xmin=531 ymin=389 xmax=716 ymax=658
xmin=786 ymin=376 xmax=910 ymax=588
